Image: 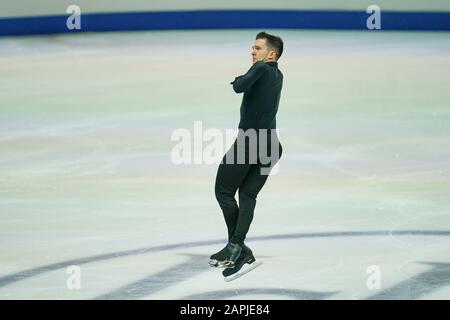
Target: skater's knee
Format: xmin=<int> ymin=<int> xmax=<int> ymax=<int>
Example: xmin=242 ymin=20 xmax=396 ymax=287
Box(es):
xmin=215 ymin=185 xmax=227 ymax=203
xmin=239 ymin=186 xmax=257 ymax=199
xmin=215 ymin=185 xmax=237 ymax=209
xmin=214 ymin=185 xmax=221 ymax=201
xmin=215 ymin=182 xmax=225 ymax=201
xmin=238 ymin=188 xmax=257 ymax=204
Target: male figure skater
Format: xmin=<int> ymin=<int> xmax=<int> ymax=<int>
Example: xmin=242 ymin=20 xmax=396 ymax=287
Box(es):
xmin=210 ymin=32 xmax=284 ymax=279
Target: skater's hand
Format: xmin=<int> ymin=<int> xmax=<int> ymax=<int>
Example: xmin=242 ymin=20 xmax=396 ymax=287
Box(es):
xmin=231 ymin=62 xmax=265 ymax=93
xmin=230 ymin=75 xmax=244 ymax=85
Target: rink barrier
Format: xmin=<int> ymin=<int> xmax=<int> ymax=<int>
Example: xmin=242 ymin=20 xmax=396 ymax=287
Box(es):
xmin=0 ymin=10 xmax=450 ymax=36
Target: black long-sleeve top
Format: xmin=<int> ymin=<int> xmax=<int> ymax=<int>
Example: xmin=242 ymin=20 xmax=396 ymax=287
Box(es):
xmin=231 ymin=61 xmax=283 ymax=130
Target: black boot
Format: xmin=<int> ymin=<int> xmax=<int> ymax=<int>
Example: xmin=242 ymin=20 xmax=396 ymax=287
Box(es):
xmin=210 ymin=245 xmax=228 ymax=260
xmin=223 ymin=244 xmax=255 ymax=277
xmin=225 ymin=242 xmax=242 ymax=267
xmin=209 ymin=242 xmax=242 ymax=268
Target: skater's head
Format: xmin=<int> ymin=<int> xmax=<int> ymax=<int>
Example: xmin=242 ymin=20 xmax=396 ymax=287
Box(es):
xmin=252 ymin=32 xmax=284 ymax=64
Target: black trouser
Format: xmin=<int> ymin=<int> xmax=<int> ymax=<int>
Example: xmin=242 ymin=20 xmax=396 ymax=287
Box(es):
xmin=214 ymin=129 xmax=282 ymax=245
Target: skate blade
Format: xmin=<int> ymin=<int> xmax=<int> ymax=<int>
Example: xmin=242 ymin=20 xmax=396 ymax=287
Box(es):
xmin=224 ymin=261 xmax=263 ymax=282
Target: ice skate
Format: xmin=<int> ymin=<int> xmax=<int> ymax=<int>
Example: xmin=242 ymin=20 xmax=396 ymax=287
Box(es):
xmin=208 ymin=242 xmax=242 ymax=268
xmin=223 ymin=245 xmax=262 ymax=282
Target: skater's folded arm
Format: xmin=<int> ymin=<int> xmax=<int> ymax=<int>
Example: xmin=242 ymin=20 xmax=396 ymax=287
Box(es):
xmin=230 ymin=61 xmax=266 ymax=93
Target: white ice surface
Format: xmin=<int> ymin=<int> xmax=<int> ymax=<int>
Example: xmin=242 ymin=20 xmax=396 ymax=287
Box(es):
xmin=0 ymin=30 xmax=449 ymax=299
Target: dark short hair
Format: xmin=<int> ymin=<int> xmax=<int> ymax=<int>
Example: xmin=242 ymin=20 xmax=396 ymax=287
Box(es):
xmin=256 ymin=32 xmax=284 ymax=60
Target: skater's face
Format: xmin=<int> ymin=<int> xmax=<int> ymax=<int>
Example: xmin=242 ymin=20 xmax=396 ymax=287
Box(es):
xmin=251 ymin=38 xmax=276 ymax=64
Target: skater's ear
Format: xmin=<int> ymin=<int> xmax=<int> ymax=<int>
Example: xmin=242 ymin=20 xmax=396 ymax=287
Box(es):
xmin=255 ymin=31 xmax=284 ymax=61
